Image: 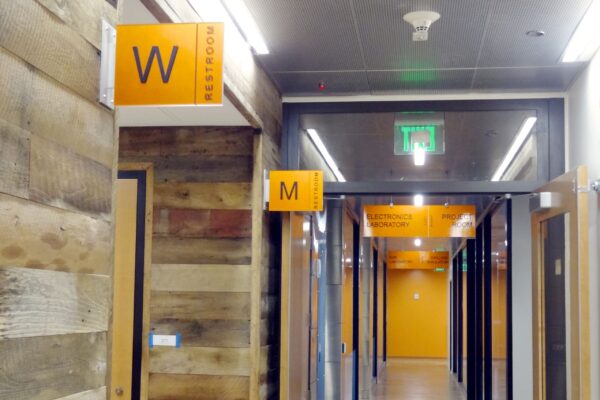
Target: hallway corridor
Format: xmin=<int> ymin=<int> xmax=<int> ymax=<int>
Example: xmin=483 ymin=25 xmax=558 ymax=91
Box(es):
xmin=372 ymin=359 xmax=466 ymax=400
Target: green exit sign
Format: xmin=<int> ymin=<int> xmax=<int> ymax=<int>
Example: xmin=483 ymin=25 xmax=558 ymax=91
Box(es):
xmin=393 ymin=113 xmax=445 ymax=156
xmin=399 ymin=125 xmax=437 ymax=152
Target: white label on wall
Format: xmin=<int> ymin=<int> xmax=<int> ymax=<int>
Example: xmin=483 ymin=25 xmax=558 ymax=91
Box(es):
xmin=150 ymin=333 xmax=181 ymax=348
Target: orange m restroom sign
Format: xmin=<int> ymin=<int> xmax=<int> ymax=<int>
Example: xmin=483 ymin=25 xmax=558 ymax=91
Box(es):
xmin=114 ymin=23 xmax=223 ymax=106
xmin=269 ymin=171 xmax=324 ymax=212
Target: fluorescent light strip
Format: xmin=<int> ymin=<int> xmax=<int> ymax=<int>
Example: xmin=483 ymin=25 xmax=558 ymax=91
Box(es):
xmin=306 ymin=129 xmax=346 ymax=182
xmin=562 ymin=0 xmax=600 ymax=62
xmin=491 ymin=117 xmax=537 ymax=181
xmin=189 ymin=0 xmax=269 ymax=55
xmin=220 ymin=0 xmax=270 ymax=55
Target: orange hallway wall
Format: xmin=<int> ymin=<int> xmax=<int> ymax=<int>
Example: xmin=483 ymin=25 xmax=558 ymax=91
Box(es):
xmin=388 ymin=269 xmax=448 ymax=358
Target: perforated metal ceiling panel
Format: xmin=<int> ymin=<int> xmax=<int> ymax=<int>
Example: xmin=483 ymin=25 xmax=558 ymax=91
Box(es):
xmin=244 ymin=0 xmax=593 ymax=94
xmin=476 ymin=0 xmax=592 ymax=67
xmin=352 ymin=0 xmax=491 ymax=70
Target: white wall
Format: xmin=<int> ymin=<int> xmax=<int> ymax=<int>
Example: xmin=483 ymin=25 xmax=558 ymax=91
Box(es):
xmin=566 ymin=49 xmax=600 ymax=400
xmin=512 ymin=195 xmax=533 ymax=400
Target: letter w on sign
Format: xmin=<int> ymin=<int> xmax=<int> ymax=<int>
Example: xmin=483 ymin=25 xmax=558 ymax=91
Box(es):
xmin=133 ymin=46 xmax=179 ymax=83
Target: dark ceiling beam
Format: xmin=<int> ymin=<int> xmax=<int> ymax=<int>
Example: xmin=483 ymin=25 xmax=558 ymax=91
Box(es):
xmin=324 ymin=180 xmax=542 ymax=196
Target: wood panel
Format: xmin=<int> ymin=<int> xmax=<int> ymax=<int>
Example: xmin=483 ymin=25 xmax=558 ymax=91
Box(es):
xmin=150 ymin=291 xmax=250 ymax=321
xmin=152 ymin=237 xmax=252 ymax=265
xmin=0 ymin=332 xmax=106 ymax=400
xmin=149 ymin=347 xmax=250 ymax=376
xmin=154 ymin=182 xmax=252 ymax=210
xmin=148 ymin=374 xmax=249 ymax=400
xmin=36 ymin=0 xmax=117 ymax=49
xmin=110 ymin=179 xmax=138 ymax=400
xmin=154 ymin=209 xmax=252 ymax=238
xmin=0 ymin=119 xmax=30 ymax=199
xmin=119 ymin=126 xmax=255 ymax=158
xmin=151 ymin=319 xmax=250 ymax=348
xmin=151 ymin=264 xmax=251 ymax=292
xmin=55 ymin=387 xmax=107 ymax=400
xmin=29 ymin=136 xmax=112 ymax=218
xmin=0 ymin=47 xmax=114 ymax=167
xmin=150 ymin=155 xmax=253 ymax=183
xmin=0 ymin=1 xmax=101 ymax=102
xmin=0 ymin=266 xmax=110 ymax=338
xmin=0 ymin=192 xmax=111 ymax=274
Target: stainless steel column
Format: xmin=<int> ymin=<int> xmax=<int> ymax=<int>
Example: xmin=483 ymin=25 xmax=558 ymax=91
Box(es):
xmin=323 ymin=198 xmax=343 ymax=400
xmin=360 ymin=237 xmax=372 ymax=399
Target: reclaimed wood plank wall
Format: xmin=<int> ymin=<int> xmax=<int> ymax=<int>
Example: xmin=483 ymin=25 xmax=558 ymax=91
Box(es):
xmin=119 ymin=2 xmax=283 ymax=397
xmin=0 ymin=1 xmax=117 ymax=399
xmin=121 ymin=126 xmax=262 ymax=400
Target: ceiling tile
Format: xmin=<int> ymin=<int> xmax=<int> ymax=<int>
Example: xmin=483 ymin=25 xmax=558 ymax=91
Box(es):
xmin=472 ymin=65 xmax=585 ymax=90
xmin=368 ymin=69 xmax=474 ymax=92
xmin=477 ymin=0 xmax=592 ymax=67
xmin=272 ymin=71 xmax=370 ymax=95
xmin=352 ymin=0 xmax=492 ymax=70
xmin=244 ymin=0 xmax=364 ymax=71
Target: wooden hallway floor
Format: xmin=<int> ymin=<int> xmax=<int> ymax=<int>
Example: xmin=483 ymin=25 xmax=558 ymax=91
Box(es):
xmin=371 ymin=358 xmax=466 ymax=400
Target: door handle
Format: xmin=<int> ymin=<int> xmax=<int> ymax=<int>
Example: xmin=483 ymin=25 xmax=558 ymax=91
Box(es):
xmin=115 ymin=387 xmax=124 ymax=396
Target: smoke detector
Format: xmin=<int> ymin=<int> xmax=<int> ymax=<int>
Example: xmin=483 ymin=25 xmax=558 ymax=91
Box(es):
xmin=403 ymin=11 xmax=441 ymax=41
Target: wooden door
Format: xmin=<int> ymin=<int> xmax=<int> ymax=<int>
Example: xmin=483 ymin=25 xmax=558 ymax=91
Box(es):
xmin=531 ymin=167 xmax=590 ymax=400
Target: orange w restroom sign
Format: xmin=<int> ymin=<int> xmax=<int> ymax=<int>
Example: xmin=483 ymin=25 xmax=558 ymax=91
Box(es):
xmin=114 ymin=23 xmax=223 ymax=106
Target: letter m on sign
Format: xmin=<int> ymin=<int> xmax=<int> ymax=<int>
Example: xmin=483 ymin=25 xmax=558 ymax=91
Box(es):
xmin=268 ymin=171 xmax=323 ymax=212
xmin=280 ymin=181 xmax=298 ymax=201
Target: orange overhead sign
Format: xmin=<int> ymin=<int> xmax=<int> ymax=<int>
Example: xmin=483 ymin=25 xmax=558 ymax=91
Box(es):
xmin=387 ymin=251 xmax=450 ymax=269
xmin=363 ymin=205 xmax=429 ymax=238
xmin=269 ymin=171 xmax=323 ymax=212
xmin=428 ymin=205 xmax=476 ymax=238
xmin=363 ymin=205 xmax=476 ymax=238
xmin=115 ymin=23 xmax=223 ymax=106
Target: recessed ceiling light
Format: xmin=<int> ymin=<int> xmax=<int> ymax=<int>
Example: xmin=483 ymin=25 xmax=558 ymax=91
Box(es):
xmin=414 ymin=238 xmax=422 ymax=247
xmin=414 ymin=194 xmax=424 ymax=207
xmin=414 ymin=147 xmax=426 ymax=166
xmin=526 ymin=30 xmax=545 ymax=37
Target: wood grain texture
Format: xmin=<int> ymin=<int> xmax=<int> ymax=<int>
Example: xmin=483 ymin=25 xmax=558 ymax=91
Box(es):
xmin=55 ymin=387 xmax=107 ymax=400
xmin=0 ymin=332 xmax=106 ymax=400
xmin=0 ymin=192 xmax=111 ymax=273
xmin=0 ymin=1 xmax=101 ymax=103
xmin=0 ymin=119 xmax=30 ymax=199
xmin=152 ymin=237 xmax=252 ymax=265
xmin=119 ymin=126 xmax=255 ymax=158
xmin=148 ymin=374 xmax=249 ymax=400
xmin=0 ymin=266 xmax=110 ymax=338
xmin=151 ymin=264 xmax=251 ymax=292
xmin=29 ymin=135 xmax=112 ymax=218
xmin=154 ymin=183 xmax=252 ymax=210
xmin=151 ymin=318 xmax=250 ymax=348
xmin=0 ymin=47 xmax=114 ymax=167
xmin=125 ymin=155 xmax=253 ymax=183
xmin=150 ymin=347 xmax=250 ymax=376
xmin=36 ymin=0 xmax=117 ymax=49
xmin=119 ymin=163 xmax=155 ymax=400
xmin=153 ymin=209 xmax=252 ymax=239
xmin=150 ymin=291 xmax=250 ymax=321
